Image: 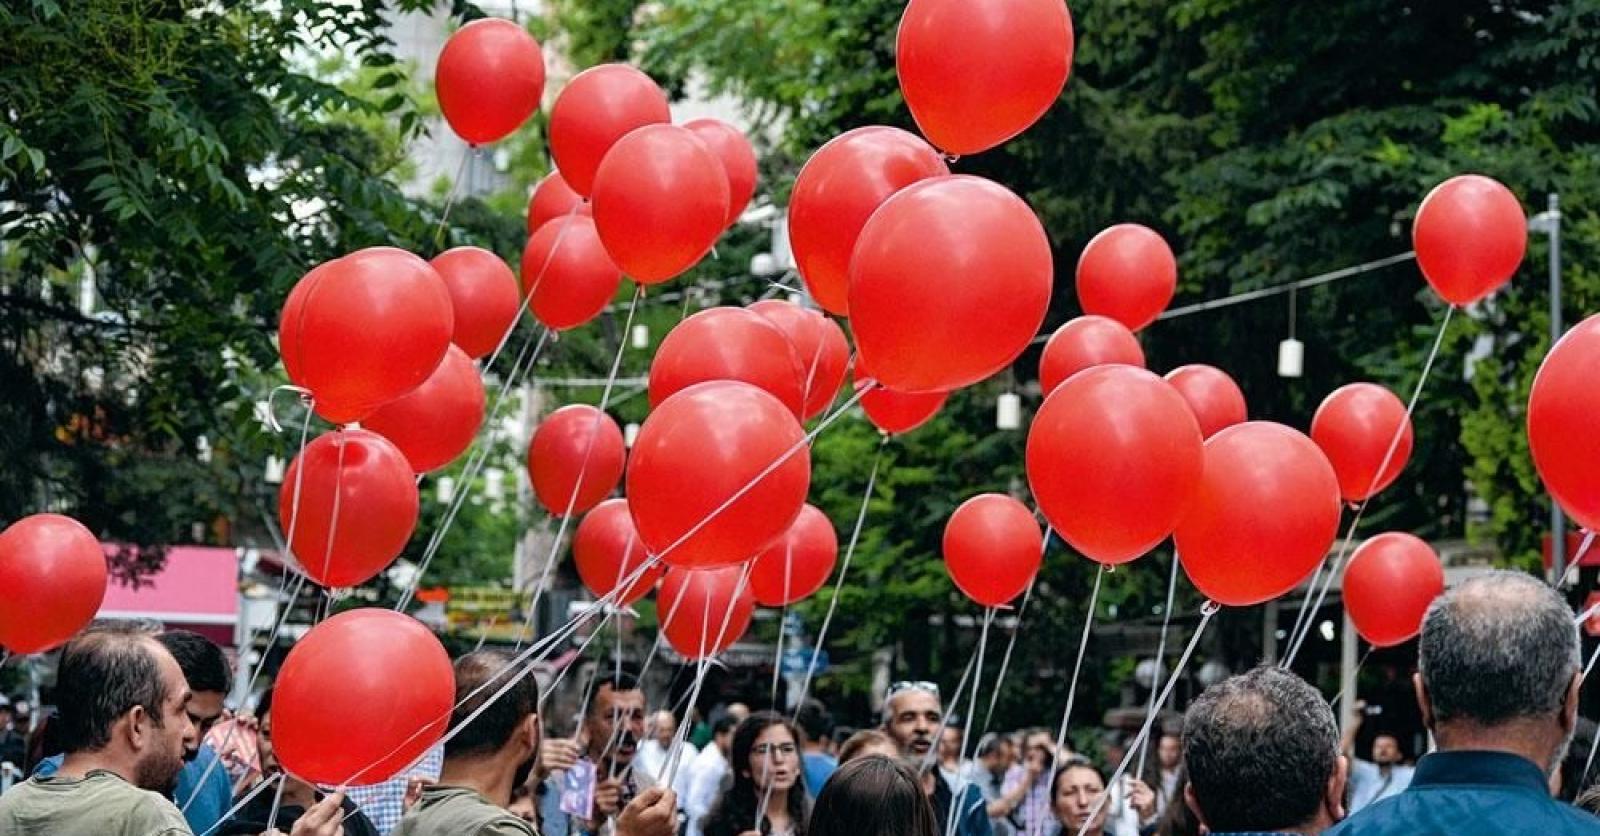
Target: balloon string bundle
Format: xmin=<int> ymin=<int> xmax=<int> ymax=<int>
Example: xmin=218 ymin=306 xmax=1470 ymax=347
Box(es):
xmin=1133 ymin=551 xmax=1182 ymax=781
xmin=770 ymin=547 xmax=794 ymax=708
xmin=1283 ymin=304 xmax=1455 ymax=667
xmin=1052 ymin=564 xmax=1107 ymax=760
xmin=663 ymin=562 xmax=755 ymax=789
xmin=1557 ymin=531 xmax=1597 ymax=589
xmin=943 ymin=608 xmax=996 ymax=836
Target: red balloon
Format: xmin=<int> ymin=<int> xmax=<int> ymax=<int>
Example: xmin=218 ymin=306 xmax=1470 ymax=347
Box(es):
xmin=272 ymin=609 xmax=453 ymax=786
xmin=1344 ymin=532 xmax=1443 ymax=647
xmin=896 ymin=0 xmax=1073 ymax=155
xmin=1038 ymin=315 xmax=1145 ymax=396
xmin=1027 ymin=365 xmax=1204 ymax=564
xmin=278 ymin=258 xmax=334 ymax=387
xmin=1164 ymin=365 xmax=1248 ymax=440
xmin=432 ymin=247 xmax=521 ymax=360
xmin=1310 ymin=383 xmax=1412 ymax=502
xmin=573 ymin=499 xmax=663 ymax=606
xmin=435 ymin=18 xmax=545 ymax=145
xmin=627 ymin=381 xmax=811 ymax=568
xmin=548 ymin=64 xmax=671 ymax=197
xmin=279 ymin=429 xmax=420 ymax=588
xmin=591 ymin=125 xmax=729 ymax=284
xmin=658 ymin=565 xmax=756 ymax=659
xmin=789 ymin=127 xmax=948 ymax=315
xmin=1174 ymin=422 xmax=1342 ymax=607
xmin=851 ymin=175 xmax=1053 ymax=393
xmin=521 ymin=214 xmax=623 ymax=331
xmin=1529 ymin=313 xmax=1600 ymax=531
xmin=856 ymin=365 xmax=947 ymax=436
xmin=527 ymin=405 xmax=625 ymax=517
xmin=526 ymin=171 xmax=591 ymax=236
xmin=1076 ymin=224 xmax=1177 ymax=333
xmin=649 ymin=307 xmax=806 ymax=418
xmin=280 ymin=247 xmax=454 ymax=424
xmin=362 ymin=345 xmax=486 ymax=474
xmin=684 ymin=119 xmax=757 ymax=228
xmin=942 ymin=494 xmax=1042 ymax=607
xmin=0 ymin=514 xmax=107 ymax=654
xmin=1414 ymin=174 xmax=1527 ymax=306
xmin=749 ymin=504 xmax=838 ymax=607
xmin=749 ymin=300 xmax=850 ymax=421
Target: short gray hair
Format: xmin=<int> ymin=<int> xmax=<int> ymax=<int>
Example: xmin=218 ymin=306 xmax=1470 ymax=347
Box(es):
xmin=1419 ymin=570 xmax=1579 ymax=724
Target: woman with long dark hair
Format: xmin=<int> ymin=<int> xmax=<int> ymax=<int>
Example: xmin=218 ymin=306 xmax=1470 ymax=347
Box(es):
xmin=808 ymin=756 xmax=939 ymax=836
xmin=701 ymin=712 xmax=810 ymax=836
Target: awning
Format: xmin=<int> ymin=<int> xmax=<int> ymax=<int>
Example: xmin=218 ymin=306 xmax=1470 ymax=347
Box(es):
xmin=99 ymin=546 xmax=240 ymax=645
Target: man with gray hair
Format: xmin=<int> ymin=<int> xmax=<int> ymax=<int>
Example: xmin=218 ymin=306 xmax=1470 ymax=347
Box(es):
xmin=1326 ymin=570 xmax=1597 ymax=835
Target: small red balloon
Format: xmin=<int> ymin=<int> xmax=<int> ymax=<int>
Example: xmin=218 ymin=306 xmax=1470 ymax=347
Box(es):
xmin=1344 ymin=532 xmax=1443 ymax=647
xmin=0 ymin=514 xmax=107 ymax=654
xmin=1529 ymin=313 xmax=1600 ymax=531
xmin=521 ymin=214 xmax=623 ymax=331
xmin=363 ymin=345 xmax=486 ymax=474
xmin=548 ymin=64 xmax=671 ymax=197
xmin=856 ymin=365 xmax=947 ymax=436
xmin=272 ymin=609 xmax=453 ymax=786
xmin=279 ymin=429 xmax=420 ymax=588
xmin=658 ymin=565 xmax=756 ymax=660
xmin=1076 ymin=224 xmax=1177 ymax=333
xmin=789 ymin=127 xmax=948 ymax=316
xmin=684 ymin=118 xmax=757 ymax=228
xmin=1038 ymin=315 xmax=1145 ymax=396
xmin=749 ymin=300 xmax=850 ymax=421
xmin=526 ymin=171 xmax=591 ymax=236
xmin=1164 ymin=365 xmax=1248 ymax=440
xmin=627 ymin=381 xmax=811 ymax=568
xmin=942 ymin=494 xmax=1043 ymax=607
xmin=1174 ymin=422 xmax=1342 ymax=607
xmin=432 ymin=247 xmax=521 ymax=360
xmin=1414 ymin=174 xmax=1527 ymax=306
xmin=573 ymin=499 xmax=664 ymax=606
xmin=1310 ymin=383 xmax=1412 ymax=502
xmin=749 ymin=504 xmax=838 ymax=607
xmin=649 ymin=307 xmax=806 ymax=419
xmin=435 ymin=18 xmax=545 ymax=146
xmin=896 ymin=0 xmax=1073 ymax=155
xmin=527 ymin=405 xmax=625 ymax=517
xmin=592 ymin=125 xmax=730 ymax=284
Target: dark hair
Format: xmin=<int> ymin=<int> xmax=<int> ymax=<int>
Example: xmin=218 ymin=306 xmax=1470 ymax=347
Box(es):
xmin=809 ymin=756 xmax=937 ymax=836
xmin=157 ymin=630 xmax=232 ymax=695
xmin=1182 ymin=665 xmax=1336 ymax=832
xmin=55 ymin=625 xmax=174 ymax=752
xmin=583 ymin=667 xmax=640 ymax=718
xmin=712 ymin=715 xmax=741 ymax=737
xmin=1155 ymin=767 xmax=1203 ymax=836
xmin=795 ymin=699 xmax=834 ymax=744
xmin=702 ymin=712 xmax=809 ymax=836
xmin=446 ymin=651 xmax=542 ymax=759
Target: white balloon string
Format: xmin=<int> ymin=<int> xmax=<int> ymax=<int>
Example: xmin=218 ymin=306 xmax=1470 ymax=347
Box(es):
xmin=944 ymin=608 xmax=996 ymax=836
xmin=265 ymin=769 xmax=288 ymax=832
xmin=430 ymin=146 xmax=474 ymax=249
xmin=194 ymin=773 xmax=284 ymax=836
xmin=664 ymin=563 xmax=756 ymax=791
xmin=1327 ymin=647 xmax=1375 ymax=713
xmin=1558 ymin=531 xmax=1597 ymax=589
xmin=1134 ymin=551 xmax=1182 ymax=782
xmin=918 ymin=648 xmax=980 ymax=778
xmin=316 ymin=432 xmax=350 ymax=594
xmin=980 ymin=530 xmax=1049 ymax=735
xmin=1053 ymin=565 xmax=1106 ymax=759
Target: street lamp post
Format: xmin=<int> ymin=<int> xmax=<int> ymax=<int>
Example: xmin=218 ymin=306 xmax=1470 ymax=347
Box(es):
xmin=1531 ymin=194 xmax=1564 ymax=584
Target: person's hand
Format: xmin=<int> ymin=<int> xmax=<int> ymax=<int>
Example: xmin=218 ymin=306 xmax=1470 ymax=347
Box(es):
xmin=542 ymin=738 xmax=582 ymax=773
xmin=617 ymin=788 xmax=678 ymax=836
xmin=282 ymin=791 xmax=345 ymax=836
xmin=1125 ymin=777 xmax=1157 ymax=820
xmin=1025 ymin=748 xmax=1047 ymax=777
xmin=403 ymin=776 xmax=433 ymax=811
xmin=593 ymin=777 xmax=623 ymax=818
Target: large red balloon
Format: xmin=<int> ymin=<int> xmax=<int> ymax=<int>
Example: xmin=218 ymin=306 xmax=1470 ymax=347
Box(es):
xmin=1174 ymin=422 xmax=1342 ymax=607
xmin=648 ymin=307 xmax=806 ymax=418
xmin=1414 ymin=174 xmax=1527 ymax=306
xmin=435 ymin=18 xmax=545 ymax=146
xmin=279 ymin=429 xmax=420 ymax=588
xmin=1038 ymin=315 xmax=1145 ymax=396
xmin=749 ymin=300 xmax=850 ymax=421
xmin=684 ymin=119 xmax=757 ymax=228
xmin=521 ymin=214 xmax=623 ymax=331
xmin=749 ymin=504 xmax=838 ymax=607
xmin=526 ymin=171 xmax=591 ymax=236
xmin=432 ymin=247 xmax=521 ymax=360
xmin=573 ymin=499 xmax=663 ymax=607
xmin=896 ymin=0 xmax=1073 ymax=155
xmin=272 ymin=609 xmax=453 ymax=786
xmin=527 ymin=405 xmax=625 ymax=517
xmin=548 ymin=64 xmax=671 ymax=197
xmin=0 ymin=514 xmax=107 ymax=654
xmin=278 ymin=258 xmax=334 ymax=387
xmin=856 ymin=366 xmax=947 ymax=436
xmin=789 ymin=127 xmax=948 ymax=316
xmin=1344 ymin=532 xmax=1443 ymax=647
xmin=627 ymin=381 xmax=811 ymax=568
xmin=1076 ymin=224 xmax=1177 ymax=333
xmin=280 ymin=247 xmax=454 ymax=424
xmin=1027 ymin=365 xmax=1203 ymax=564
xmin=851 ymin=175 xmax=1053 ymax=393
xmin=658 ymin=565 xmax=756 ymax=660
xmin=1529 ymin=313 xmax=1600 ymax=531
xmin=942 ymin=494 xmax=1042 ymax=607
xmin=362 ymin=345 xmax=486 ymax=474
xmin=1164 ymin=365 xmax=1248 ymax=440
xmin=591 ymin=125 xmax=730 ymax=284
xmin=1310 ymin=383 xmax=1412 ymax=502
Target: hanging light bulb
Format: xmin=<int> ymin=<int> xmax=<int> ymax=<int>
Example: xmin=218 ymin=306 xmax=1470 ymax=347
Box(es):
xmin=630 ymin=324 xmax=650 ymax=350
xmin=624 ymin=422 xmax=641 ymax=448
xmin=435 ymin=475 xmax=456 ymax=505
xmin=996 ymin=392 xmax=1022 ymax=430
xmin=263 ymin=456 xmax=285 ymax=485
xmin=1278 ymin=285 xmax=1304 ymax=378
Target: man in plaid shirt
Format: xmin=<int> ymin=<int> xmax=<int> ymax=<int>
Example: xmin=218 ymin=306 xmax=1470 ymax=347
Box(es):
xmin=347 ymin=743 xmax=444 ymax=835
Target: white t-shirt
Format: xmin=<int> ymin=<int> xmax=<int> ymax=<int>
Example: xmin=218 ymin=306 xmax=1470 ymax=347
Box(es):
xmin=1348 ymin=759 xmax=1415 ymax=812
xmin=684 ymin=745 xmax=728 ymax=836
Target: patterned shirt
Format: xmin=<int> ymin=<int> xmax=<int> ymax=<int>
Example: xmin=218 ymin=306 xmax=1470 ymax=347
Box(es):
xmin=346 ymin=744 xmax=445 ymax=836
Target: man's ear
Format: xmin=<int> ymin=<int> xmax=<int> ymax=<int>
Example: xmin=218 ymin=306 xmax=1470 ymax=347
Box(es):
xmin=1562 ymin=671 xmax=1581 ymax=735
xmin=1184 ymin=782 xmax=1211 ymax=832
xmin=1413 ymin=672 xmax=1434 ymax=731
xmin=123 ymin=705 xmax=149 ymax=751
xmin=1327 ymin=754 xmax=1350 ymax=823
xmin=521 ymin=713 xmax=541 ymax=754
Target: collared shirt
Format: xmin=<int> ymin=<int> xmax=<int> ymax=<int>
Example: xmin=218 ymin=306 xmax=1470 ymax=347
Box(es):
xmin=1346 ymin=759 xmax=1414 ymax=812
xmin=1002 ymin=765 xmax=1053 ymax=836
xmin=1324 ymin=749 xmax=1600 ymax=835
xmin=932 ymin=774 xmax=995 ymax=836
xmin=346 ymin=744 xmax=444 ymax=836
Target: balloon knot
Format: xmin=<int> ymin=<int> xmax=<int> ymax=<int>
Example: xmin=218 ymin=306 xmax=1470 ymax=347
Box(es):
xmin=1200 ymin=600 xmax=1222 ymax=616
xmin=943 ymin=152 xmax=961 ymax=164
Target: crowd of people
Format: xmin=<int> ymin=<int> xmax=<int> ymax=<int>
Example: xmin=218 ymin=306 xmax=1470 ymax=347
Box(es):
xmin=1 ymin=570 xmax=1599 ymax=835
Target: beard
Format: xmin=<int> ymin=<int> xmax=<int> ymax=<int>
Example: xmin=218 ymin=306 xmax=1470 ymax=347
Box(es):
xmin=135 ymin=748 xmax=186 ymax=797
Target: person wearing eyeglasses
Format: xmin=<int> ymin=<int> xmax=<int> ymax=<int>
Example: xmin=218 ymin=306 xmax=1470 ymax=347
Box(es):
xmin=881 ymin=682 xmax=992 ymax=836
xmin=699 ymin=712 xmax=809 ymax=836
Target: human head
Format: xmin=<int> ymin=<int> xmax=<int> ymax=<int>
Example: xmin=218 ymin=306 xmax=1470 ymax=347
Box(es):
xmin=975 ymin=733 xmax=1006 ymax=771
xmin=55 ymin=624 xmax=196 ymax=794
xmin=939 ymin=726 xmax=961 ymax=762
xmin=712 ymin=715 xmax=740 ymax=756
xmin=883 ymin=681 xmax=941 ymax=758
xmin=795 ymin=699 xmax=834 ymax=749
xmin=1051 ymin=758 xmax=1109 ymax=836
xmin=732 ymin=712 xmax=803 ymax=796
xmin=1182 ymin=665 xmax=1346 ymax=834
xmin=726 ymin=702 xmax=751 ymax=722
xmin=446 ymin=651 xmax=542 ymax=787
xmin=1157 ymin=731 xmax=1181 ymax=770
xmin=1370 ymin=733 xmax=1402 ymax=766
xmin=156 ymin=630 xmax=231 ymax=757
xmin=809 ymin=755 xmax=939 ymax=836
xmin=1023 ymin=728 xmax=1057 ymax=775
xmin=1416 ymin=571 xmax=1581 ymax=772
xmin=838 ymin=729 xmax=899 ymax=764
xmin=648 ymin=710 xmax=677 ymax=747
xmin=583 ymin=668 xmax=645 ymax=767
